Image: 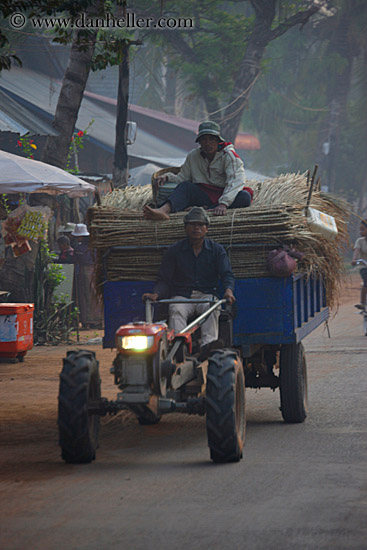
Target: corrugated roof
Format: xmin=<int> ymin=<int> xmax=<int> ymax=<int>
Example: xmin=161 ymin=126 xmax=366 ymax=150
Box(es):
xmin=83 ymin=90 xmax=260 ymax=150
xmin=0 ymin=88 xmax=58 ymax=136
xmin=0 ymin=67 xmax=187 ymax=165
xmin=0 ymin=67 xmax=264 ymax=173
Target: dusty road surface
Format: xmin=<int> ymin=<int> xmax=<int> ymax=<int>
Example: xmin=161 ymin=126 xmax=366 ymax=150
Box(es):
xmin=0 ymin=274 xmax=366 ymax=550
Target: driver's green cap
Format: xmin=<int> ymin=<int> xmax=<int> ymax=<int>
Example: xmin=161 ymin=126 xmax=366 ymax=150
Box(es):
xmin=184 ymin=206 xmax=210 ymax=225
xmin=195 ymin=121 xmax=224 ymax=142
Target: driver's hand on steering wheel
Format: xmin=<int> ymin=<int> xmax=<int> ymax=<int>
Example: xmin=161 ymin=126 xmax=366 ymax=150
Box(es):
xmin=142 ymin=292 xmax=159 ymax=302
xmin=223 ymin=288 xmax=236 ymax=305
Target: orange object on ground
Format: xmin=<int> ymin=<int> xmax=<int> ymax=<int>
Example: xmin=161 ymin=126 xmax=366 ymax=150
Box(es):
xmin=0 ymin=303 xmax=34 ymax=360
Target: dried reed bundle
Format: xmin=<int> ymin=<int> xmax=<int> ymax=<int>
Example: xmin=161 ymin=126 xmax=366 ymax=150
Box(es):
xmin=101 ymin=186 xmax=153 ymax=209
xmin=89 ymin=173 xmax=350 ymax=309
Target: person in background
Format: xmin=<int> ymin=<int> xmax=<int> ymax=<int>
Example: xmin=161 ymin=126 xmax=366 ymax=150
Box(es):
xmin=72 ymin=223 xmax=103 ymax=329
xmin=57 ymin=222 xmax=76 ymax=238
xmin=351 ymin=219 xmax=367 ymax=309
xmin=143 ymin=121 xmax=253 ymax=221
xmin=55 ymin=235 xmax=74 ymax=264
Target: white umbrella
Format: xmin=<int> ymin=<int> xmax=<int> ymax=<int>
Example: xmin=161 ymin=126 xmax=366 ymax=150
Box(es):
xmin=0 ymin=150 xmax=96 ymax=197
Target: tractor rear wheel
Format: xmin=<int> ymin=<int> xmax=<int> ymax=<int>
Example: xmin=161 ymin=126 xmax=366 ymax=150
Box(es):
xmin=206 ymin=349 xmax=246 ymax=463
xmin=58 ymin=350 xmax=101 ymax=463
xmin=279 ymin=342 xmax=307 ymax=423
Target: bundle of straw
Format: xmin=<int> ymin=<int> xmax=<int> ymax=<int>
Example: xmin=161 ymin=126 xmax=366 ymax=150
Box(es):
xmin=101 ymin=185 xmax=153 ymax=209
xmin=89 ymin=173 xmax=350 ymax=308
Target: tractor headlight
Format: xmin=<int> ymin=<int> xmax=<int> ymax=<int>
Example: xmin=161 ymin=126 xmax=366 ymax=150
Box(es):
xmin=118 ymin=335 xmax=154 ymax=351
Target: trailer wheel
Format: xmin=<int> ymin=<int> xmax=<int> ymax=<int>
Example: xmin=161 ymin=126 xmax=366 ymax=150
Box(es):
xmin=58 ymin=350 xmax=101 ymax=463
xmin=279 ymin=342 xmax=307 ymax=423
xmin=206 ymin=350 xmax=246 ymax=463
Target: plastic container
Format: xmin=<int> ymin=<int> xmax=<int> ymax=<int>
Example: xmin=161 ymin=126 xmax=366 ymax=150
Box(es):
xmin=0 ymin=303 xmax=34 ymax=360
xmin=304 ymin=207 xmax=338 ymax=241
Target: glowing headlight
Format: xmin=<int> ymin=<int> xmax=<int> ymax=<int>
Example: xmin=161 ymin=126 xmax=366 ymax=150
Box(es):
xmin=118 ymin=335 xmax=154 ymax=351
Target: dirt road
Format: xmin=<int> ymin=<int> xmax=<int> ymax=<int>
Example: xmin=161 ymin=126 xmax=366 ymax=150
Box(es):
xmin=0 ymin=273 xmax=366 ymax=549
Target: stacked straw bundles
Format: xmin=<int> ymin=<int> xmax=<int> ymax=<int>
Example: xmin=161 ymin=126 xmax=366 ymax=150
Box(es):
xmin=88 ymin=173 xmax=350 ymax=308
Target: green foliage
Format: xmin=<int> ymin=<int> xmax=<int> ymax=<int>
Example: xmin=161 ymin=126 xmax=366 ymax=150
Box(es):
xmin=0 ymin=0 xmax=96 ymax=71
xmin=243 ymin=4 xmax=367 ymax=207
xmin=136 ymin=45 xmax=165 ymax=110
xmin=1 ymin=194 xmax=11 ymax=215
xmin=16 ymin=134 xmax=38 ymax=159
xmin=243 ymin=25 xmax=327 ymax=172
xmin=65 ymin=120 xmax=94 ymax=174
xmin=92 ymin=35 xmax=133 ymax=71
xmin=144 ymin=0 xmax=252 ymax=110
xmin=33 ymin=239 xmax=77 ymax=344
xmin=0 ymin=1 xmax=33 ymax=70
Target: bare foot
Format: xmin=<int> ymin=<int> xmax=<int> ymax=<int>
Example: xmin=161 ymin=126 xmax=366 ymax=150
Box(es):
xmin=143 ymin=205 xmax=170 ymax=220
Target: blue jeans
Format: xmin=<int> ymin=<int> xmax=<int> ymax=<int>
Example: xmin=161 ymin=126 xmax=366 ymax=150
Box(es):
xmin=161 ymin=181 xmax=251 ymax=212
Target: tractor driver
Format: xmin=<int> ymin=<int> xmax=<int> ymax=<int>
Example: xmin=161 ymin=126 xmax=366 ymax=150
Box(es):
xmin=142 ymin=206 xmax=236 ymax=360
xmin=143 ymin=120 xmax=253 ymax=221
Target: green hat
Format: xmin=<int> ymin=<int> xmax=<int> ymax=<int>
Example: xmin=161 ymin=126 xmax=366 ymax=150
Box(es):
xmin=195 ymin=121 xmax=224 ymax=142
xmin=184 ymin=206 xmax=210 ymax=225
xmin=58 ymin=222 xmax=76 ymax=233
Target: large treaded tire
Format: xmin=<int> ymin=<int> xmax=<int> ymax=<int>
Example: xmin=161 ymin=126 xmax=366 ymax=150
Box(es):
xmin=206 ymin=349 xmax=246 ymax=463
xmin=58 ymin=350 xmax=101 ymax=464
xmin=279 ymin=342 xmax=307 ymax=423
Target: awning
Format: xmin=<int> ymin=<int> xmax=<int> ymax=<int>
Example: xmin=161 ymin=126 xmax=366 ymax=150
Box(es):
xmin=0 ymin=150 xmax=95 ymax=197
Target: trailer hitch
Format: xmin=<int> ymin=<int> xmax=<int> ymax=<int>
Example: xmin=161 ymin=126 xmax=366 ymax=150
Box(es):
xmin=158 ymin=396 xmax=206 ymax=416
xmin=89 ymin=396 xmax=206 ymax=417
xmin=88 ymin=397 xmax=127 ymax=416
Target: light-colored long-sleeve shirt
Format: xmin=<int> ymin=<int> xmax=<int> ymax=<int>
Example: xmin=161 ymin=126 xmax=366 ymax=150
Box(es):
xmin=164 ymin=143 xmax=247 ymax=207
xmin=354 ymin=236 xmax=367 ymax=260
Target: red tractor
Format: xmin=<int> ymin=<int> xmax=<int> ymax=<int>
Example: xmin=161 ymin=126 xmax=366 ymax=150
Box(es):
xmin=58 ymin=297 xmax=246 ymax=464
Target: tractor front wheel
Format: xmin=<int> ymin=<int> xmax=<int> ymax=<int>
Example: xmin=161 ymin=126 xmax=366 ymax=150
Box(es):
xmin=58 ymin=350 xmax=101 ymax=463
xmin=206 ymin=349 xmax=246 ymax=463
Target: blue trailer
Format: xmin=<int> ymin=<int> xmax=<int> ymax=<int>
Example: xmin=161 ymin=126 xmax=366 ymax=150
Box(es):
xmin=103 ymin=273 xmax=328 ymax=350
xmin=101 ymin=270 xmax=327 ymax=419
xmin=58 ymin=266 xmax=328 ymax=465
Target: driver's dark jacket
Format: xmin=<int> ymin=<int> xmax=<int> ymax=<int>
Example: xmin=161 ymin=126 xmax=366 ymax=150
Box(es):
xmin=153 ymin=237 xmax=235 ymax=299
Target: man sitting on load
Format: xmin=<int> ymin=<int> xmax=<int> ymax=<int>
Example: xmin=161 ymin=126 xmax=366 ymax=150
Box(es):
xmin=143 ymin=121 xmax=253 ymax=220
xmin=142 ymin=206 xmax=236 ymax=360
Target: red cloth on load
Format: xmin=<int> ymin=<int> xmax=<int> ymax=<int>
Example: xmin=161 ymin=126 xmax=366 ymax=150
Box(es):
xmin=197 ymin=182 xmax=254 ymax=205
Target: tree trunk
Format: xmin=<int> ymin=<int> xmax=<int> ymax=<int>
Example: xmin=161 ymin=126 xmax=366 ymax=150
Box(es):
xmin=113 ymin=42 xmax=129 ymax=189
xmin=315 ymin=9 xmax=359 ymax=192
xmin=41 ymin=29 xmax=98 ymax=169
xmin=220 ymin=4 xmax=275 ymax=141
xmin=202 ymin=87 xmax=222 ymax=124
xmin=165 ymin=64 xmax=177 ymax=116
xmin=357 ymin=47 xmax=367 ymax=218
xmin=220 ymin=0 xmax=320 ymax=142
